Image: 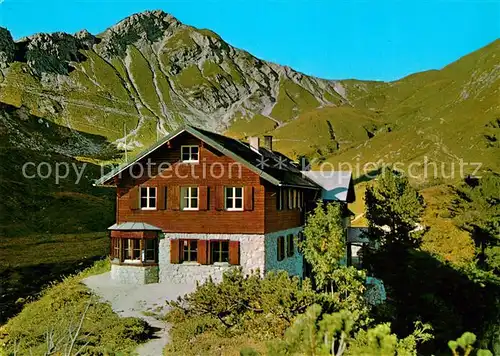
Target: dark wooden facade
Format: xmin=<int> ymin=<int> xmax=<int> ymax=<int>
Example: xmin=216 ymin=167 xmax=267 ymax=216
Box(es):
xmin=114 ymin=132 xmax=310 ymax=235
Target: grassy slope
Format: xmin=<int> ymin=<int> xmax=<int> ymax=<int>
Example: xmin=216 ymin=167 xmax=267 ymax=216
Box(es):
xmin=224 ymin=40 xmax=499 ymax=181
xmin=273 ymin=106 xmax=382 ymax=159
xmin=328 ymin=40 xmax=500 ymax=178
xmin=0 ymin=104 xmax=116 ymax=236
xmin=420 ymin=185 xmax=476 ymax=265
xmin=0 ymin=233 xmax=109 ymax=323
xmin=0 ymin=103 xmax=117 ymax=322
xmin=0 ymin=260 xmax=151 ymax=355
xmin=270 ymin=78 xmax=320 ymax=123
xmin=225 ymin=113 xmax=278 ymax=139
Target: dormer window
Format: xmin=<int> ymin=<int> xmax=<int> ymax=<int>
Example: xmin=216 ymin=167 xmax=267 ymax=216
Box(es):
xmin=181 ymin=145 xmax=199 ymax=162
xmin=140 ymin=187 xmax=157 ymax=210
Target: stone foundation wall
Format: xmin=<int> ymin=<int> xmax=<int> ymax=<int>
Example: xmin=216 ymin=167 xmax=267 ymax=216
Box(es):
xmin=158 ymin=228 xmax=304 ymax=284
xmin=110 ymin=264 xmax=159 ymax=284
xmin=264 ymin=227 xmax=304 ymax=278
xmin=159 ymin=233 xmax=266 ymax=284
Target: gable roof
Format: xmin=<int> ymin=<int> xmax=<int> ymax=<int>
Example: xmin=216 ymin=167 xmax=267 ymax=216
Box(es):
xmin=108 ymin=222 xmax=163 ymax=231
xmin=301 ymin=170 xmax=354 ymax=202
xmin=95 ymin=125 xmax=319 ymax=189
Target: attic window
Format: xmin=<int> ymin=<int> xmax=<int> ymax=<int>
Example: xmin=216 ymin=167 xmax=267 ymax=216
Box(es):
xmin=140 ymin=187 xmax=157 ymax=210
xmin=181 ymin=145 xmax=199 ymax=162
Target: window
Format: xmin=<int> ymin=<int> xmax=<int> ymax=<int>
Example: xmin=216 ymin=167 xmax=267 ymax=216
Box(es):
xmin=211 ymin=240 xmax=229 ymax=263
xmin=123 ymin=238 xmax=141 ymax=261
xmin=181 ymin=186 xmax=199 ymax=210
xmin=349 ymin=243 xmax=364 ymax=269
xmin=111 ymin=238 xmax=120 ymax=261
xmin=145 ymin=239 xmax=157 ymax=262
xmin=280 ymin=188 xmax=288 ymax=210
xmin=140 ymin=187 xmax=157 ymax=210
xmin=286 ymin=234 xmax=294 ymax=257
xmin=277 ymin=236 xmax=285 ymax=261
xmin=225 ymin=187 xmax=243 ymax=211
xmin=112 ymin=238 xmax=159 ymax=264
xmin=181 ymin=145 xmax=199 ymax=162
xmin=182 ymin=240 xmax=198 ymax=262
xmin=278 ymin=189 xmax=302 ymax=210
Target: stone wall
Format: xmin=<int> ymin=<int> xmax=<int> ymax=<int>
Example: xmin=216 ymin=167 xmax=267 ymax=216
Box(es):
xmin=110 ymin=264 xmax=159 ymax=284
xmin=158 ymin=227 xmax=304 ymax=284
xmin=159 ymin=233 xmax=266 ymax=284
xmin=264 ymin=227 xmax=304 ymax=278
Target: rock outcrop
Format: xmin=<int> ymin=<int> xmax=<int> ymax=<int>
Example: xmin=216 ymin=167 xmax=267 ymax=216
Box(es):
xmin=0 ymin=27 xmax=15 ymax=69
xmin=19 ymin=32 xmax=85 ymax=75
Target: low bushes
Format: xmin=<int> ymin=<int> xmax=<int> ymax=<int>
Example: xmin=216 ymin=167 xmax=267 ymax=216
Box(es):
xmin=164 ymin=269 xmax=317 ymax=355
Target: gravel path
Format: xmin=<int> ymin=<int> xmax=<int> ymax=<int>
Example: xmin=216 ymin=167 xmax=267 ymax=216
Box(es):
xmin=83 ymin=272 xmax=196 ymax=356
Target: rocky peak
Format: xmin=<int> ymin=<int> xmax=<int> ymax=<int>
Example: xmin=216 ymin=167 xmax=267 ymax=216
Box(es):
xmin=20 ymin=32 xmax=86 ymax=75
xmin=97 ymin=10 xmax=182 ymax=59
xmin=74 ymin=29 xmax=97 ymax=49
xmin=0 ymin=27 xmax=15 ymax=69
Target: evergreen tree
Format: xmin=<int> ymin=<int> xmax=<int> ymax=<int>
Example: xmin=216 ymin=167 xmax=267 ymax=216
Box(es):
xmin=300 ymin=201 xmax=346 ymax=291
xmin=453 ymin=173 xmax=500 ymax=273
xmin=365 ymin=169 xmax=425 ymax=248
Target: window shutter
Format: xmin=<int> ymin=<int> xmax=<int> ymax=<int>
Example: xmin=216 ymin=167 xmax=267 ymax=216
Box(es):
xmin=199 ymin=186 xmax=208 ymax=210
xmin=197 ymin=240 xmax=209 ymax=265
xmin=129 ymin=186 xmax=139 ymax=210
xmin=215 ymin=186 xmax=224 ymax=211
xmin=170 ymin=239 xmax=180 ymax=264
xmin=229 ymin=241 xmax=240 ymax=265
xmin=169 ymin=186 xmax=180 ymax=210
xmin=287 ymin=234 xmax=294 ymax=257
xmin=244 ymin=186 xmax=254 ymax=211
xmin=158 ymin=186 xmax=166 ymax=210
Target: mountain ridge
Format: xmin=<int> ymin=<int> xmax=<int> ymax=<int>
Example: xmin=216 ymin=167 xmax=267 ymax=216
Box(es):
xmin=0 ymin=10 xmax=498 ymax=177
xmin=0 ymin=10 xmax=348 ymax=135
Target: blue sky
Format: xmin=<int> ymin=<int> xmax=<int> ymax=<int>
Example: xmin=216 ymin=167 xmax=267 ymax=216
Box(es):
xmin=0 ymin=1 xmax=498 ymax=81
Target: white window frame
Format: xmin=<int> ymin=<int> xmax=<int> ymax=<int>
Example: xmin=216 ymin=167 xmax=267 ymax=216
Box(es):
xmin=182 ymin=186 xmax=199 ymax=211
xmin=225 ymin=187 xmax=244 ymax=211
xmin=140 ymin=186 xmax=157 ymax=210
xmin=181 ymin=145 xmax=199 ymax=163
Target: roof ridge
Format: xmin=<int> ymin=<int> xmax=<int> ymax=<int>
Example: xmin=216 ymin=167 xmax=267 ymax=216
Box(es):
xmin=95 ymin=125 xmax=322 ymax=190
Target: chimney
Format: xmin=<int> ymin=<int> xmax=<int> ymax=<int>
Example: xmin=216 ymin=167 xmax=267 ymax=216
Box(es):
xmin=249 ymin=136 xmax=260 ymax=151
xmin=263 ymin=135 xmax=273 ymax=151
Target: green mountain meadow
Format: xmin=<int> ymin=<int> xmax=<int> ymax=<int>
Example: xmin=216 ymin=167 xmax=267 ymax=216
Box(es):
xmin=0 ymin=10 xmax=497 ymax=180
